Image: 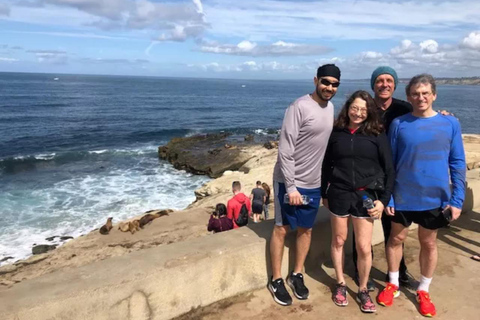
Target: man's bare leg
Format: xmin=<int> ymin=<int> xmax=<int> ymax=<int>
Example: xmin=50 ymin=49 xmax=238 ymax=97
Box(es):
xmin=293 ymin=227 xmax=312 ymax=274
xmin=416 ymin=225 xmax=438 ymax=294
xmin=270 ymin=225 xmax=289 ymax=280
xmin=386 ymin=222 xmax=409 ymax=276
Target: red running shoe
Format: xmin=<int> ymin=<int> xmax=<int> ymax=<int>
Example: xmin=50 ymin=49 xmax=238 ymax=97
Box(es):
xmin=417 ymin=290 xmax=436 ymax=317
xmin=377 ymin=282 xmax=400 ymax=307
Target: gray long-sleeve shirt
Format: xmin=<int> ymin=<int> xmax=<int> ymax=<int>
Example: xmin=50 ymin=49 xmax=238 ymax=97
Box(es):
xmin=273 ymin=94 xmax=334 ymax=194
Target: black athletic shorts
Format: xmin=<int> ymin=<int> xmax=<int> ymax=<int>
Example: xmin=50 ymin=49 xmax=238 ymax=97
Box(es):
xmin=327 ymin=187 xmax=376 ymax=219
xmin=252 ymin=201 xmax=263 ymax=214
xmin=391 ymin=207 xmax=449 ymax=230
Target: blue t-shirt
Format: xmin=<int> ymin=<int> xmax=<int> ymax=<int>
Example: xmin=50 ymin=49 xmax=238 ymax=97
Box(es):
xmin=388 ymin=113 xmax=466 ymax=211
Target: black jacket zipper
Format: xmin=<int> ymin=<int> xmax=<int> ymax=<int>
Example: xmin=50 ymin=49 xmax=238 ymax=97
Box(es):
xmin=351 ymin=132 xmax=355 ymax=189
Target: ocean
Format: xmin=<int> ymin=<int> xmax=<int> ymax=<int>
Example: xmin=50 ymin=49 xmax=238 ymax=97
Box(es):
xmin=1 ymin=72 xmax=479 ymax=264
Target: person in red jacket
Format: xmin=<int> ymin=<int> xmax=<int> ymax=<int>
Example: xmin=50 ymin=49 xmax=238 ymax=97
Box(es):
xmin=227 ymin=181 xmax=252 ymax=229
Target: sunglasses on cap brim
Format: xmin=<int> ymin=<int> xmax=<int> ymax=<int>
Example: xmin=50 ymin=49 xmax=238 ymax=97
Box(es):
xmin=319 ymin=78 xmax=340 ymax=88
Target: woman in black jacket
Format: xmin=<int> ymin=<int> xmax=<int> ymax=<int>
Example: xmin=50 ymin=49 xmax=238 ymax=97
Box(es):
xmin=322 ymin=90 xmax=394 ymax=313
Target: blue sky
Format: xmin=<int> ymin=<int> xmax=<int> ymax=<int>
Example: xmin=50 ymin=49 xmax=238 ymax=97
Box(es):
xmin=0 ymin=0 xmax=480 ymax=79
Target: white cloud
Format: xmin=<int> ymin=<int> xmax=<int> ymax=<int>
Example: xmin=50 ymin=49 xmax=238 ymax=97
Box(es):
xmin=9 ymin=30 xmax=132 ymax=40
xmin=42 ymin=0 xmax=130 ymax=20
xmin=361 ymin=51 xmax=383 ymax=60
xmin=390 ymin=40 xmax=415 ymax=55
xmin=157 ymin=24 xmax=205 ymax=42
xmin=189 ymin=60 xmax=302 ymax=73
xmin=198 ymin=40 xmax=333 ymax=56
xmin=79 ymin=57 xmax=150 ymax=64
xmin=187 ymin=30 xmax=480 ymax=79
xmin=0 ymin=3 xmax=10 ymax=16
xmin=0 ymin=57 xmax=18 ymax=62
xmin=27 ymin=49 xmax=68 ymax=64
xmin=420 ymin=40 xmax=439 ymax=54
xmin=461 ymin=31 xmax=480 ymax=50
xmin=11 ymin=0 xmax=208 ymax=41
xmin=203 ymin=0 xmax=480 ymax=41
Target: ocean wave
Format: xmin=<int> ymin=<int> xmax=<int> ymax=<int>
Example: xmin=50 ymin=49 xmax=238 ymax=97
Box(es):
xmin=0 ymin=127 xmax=280 ymax=174
xmin=0 ymin=161 xmax=210 ymax=264
xmin=0 ymin=147 xmax=159 ymax=174
xmin=128 ymin=128 xmax=193 ymax=140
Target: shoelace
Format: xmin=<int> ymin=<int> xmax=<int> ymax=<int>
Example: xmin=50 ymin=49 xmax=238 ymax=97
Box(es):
xmin=385 ymin=284 xmax=396 ymax=292
xmin=418 ymin=292 xmax=432 ymax=304
xmin=274 ymin=280 xmax=289 ymax=295
xmin=293 ymin=274 xmax=307 ymax=290
xmin=359 ymin=290 xmax=373 ymax=305
xmin=335 ymin=284 xmax=347 ymax=296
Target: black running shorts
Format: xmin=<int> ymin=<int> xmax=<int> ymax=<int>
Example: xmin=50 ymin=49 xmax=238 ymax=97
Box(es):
xmin=327 ymin=187 xmax=376 ymax=219
xmin=391 ymin=207 xmax=449 ymax=230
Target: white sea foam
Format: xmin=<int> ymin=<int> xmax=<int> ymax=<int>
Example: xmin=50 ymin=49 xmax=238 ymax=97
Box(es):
xmin=35 ymin=153 xmax=56 ymax=160
xmin=185 ymin=129 xmax=203 ymax=137
xmin=0 ymin=159 xmax=210 ymax=265
xmin=88 ymin=149 xmax=108 ymax=154
xmin=254 ymin=129 xmax=268 ymax=135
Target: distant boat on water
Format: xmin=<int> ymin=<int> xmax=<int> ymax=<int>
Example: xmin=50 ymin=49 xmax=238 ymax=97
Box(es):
xmin=241 ymin=84 xmax=246 ymax=87
xmin=53 ymin=77 xmax=59 ymax=81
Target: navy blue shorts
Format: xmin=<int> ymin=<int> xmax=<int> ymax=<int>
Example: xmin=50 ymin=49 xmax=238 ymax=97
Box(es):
xmin=274 ymin=181 xmax=321 ymax=230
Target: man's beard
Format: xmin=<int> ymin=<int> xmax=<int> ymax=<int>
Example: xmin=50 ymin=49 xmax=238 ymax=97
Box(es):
xmin=316 ymin=86 xmax=335 ymax=102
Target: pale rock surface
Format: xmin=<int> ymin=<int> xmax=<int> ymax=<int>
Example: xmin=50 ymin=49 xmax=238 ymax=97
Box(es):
xmin=1 ymin=135 xmax=478 ymax=292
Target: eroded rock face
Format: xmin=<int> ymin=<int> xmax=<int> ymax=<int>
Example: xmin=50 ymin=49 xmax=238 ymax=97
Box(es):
xmin=158 ymin=133 xmax=256 ymax=178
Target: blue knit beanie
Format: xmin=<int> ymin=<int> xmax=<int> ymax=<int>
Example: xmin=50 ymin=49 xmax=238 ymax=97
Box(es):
xmin=370 ymin=66 xmax=398 ymax=90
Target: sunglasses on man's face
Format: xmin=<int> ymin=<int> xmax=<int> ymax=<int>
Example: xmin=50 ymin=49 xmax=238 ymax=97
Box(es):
xmin=319 ymin=78 xmax=340 ymax=88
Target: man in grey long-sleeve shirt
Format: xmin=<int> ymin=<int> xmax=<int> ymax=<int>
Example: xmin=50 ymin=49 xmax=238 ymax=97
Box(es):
xmin=268 ymin=64 xmax=341 ymax=306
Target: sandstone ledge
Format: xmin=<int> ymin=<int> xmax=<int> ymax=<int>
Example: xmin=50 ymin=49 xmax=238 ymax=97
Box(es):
xmin=0 ymin=134 xmax=479 ymax=318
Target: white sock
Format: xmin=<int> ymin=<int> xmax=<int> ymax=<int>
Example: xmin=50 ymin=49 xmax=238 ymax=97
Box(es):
xmin=388 ymin=271 xmax=399 ymax=287
xmin=417 ymin=275 xmax=432 ymax=292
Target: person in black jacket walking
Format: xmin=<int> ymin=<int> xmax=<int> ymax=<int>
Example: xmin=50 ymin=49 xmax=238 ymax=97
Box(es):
xmin=321 ymin=90 xmax=395 ymax=313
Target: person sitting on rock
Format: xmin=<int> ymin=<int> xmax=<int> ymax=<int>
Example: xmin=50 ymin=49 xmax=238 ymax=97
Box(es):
xmin=250 ymin=180 xmax=266 ymax=223
xmin=227 ymin=181 xmax=252 ymax=229
xmin=207 ymin=203 xmax=233 ymax=233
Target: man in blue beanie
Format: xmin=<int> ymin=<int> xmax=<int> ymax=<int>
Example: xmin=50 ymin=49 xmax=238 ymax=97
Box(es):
xmin=352 ymin=66 xmax=413 ymax=292
xmin=370 ymin=66 xmax=412 ymax=133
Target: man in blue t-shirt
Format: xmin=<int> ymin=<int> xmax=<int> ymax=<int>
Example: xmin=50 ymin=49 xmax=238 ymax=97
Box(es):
xmin=377 ymin=74 xmax=466 ymax=317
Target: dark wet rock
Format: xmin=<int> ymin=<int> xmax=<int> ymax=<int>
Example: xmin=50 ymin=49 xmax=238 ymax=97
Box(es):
xmin=32 ymin=244 xmax=57 ymax=255
xmin=158 ymin=133 xmax=257 ymax=178
xmin=46 ymin=235 xmax=73 ymax=242
xmin=263 ymin=141 xmax=278 ymax=150
xmin=244 ymin=134 xmax=254 ymax=142
xmin=0 ymin=256 xmax=13 ymax=263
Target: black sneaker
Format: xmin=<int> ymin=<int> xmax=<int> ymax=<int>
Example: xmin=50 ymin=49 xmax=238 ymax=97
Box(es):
xmin=268 ymin=277 xmax=293 ymax=306
xmin=286 ymin=272 xmax=309 ymax=299
xmin=354 ymin=271 xmax=375 ymax=292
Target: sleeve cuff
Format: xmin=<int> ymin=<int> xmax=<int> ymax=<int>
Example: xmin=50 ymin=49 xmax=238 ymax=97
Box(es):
xmin=387 ymin=196 xmax=394 ymax=208
xmin=448 ymin=201 xmax=463 ymax=210
xmin=286 ymin=185 xmax=297 ymax=194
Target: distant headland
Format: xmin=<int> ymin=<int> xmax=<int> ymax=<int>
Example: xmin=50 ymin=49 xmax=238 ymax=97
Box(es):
xmin=400 ymin=77 xmax=480 ymax=86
